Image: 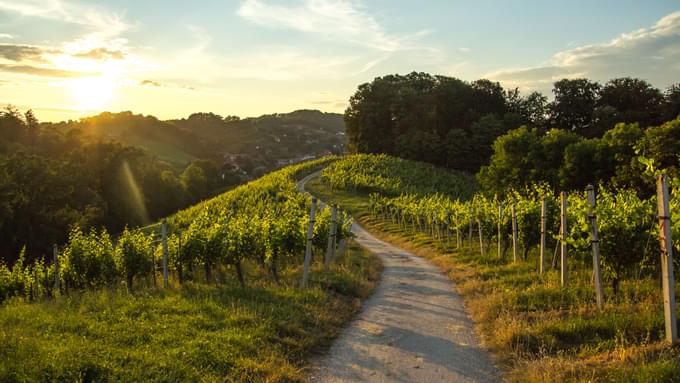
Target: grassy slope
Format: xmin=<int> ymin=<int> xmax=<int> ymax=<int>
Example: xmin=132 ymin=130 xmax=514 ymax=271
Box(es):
xmin=0 ymin=241 xmax=381 ymax=382
xmin=306 ymin=176 xmax=680 ymax=383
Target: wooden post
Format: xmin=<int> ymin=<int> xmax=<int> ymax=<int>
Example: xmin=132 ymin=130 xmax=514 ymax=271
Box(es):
xmin=560 ymin=192 xmax=568 ymax=288
xmin=511 ymin=203 xmax=518 ymax=263
xmin=455 ymin=214 xmax=461 ymax=248
xmin=445 ymin=210 xmax=451 ymax=246
xmin=478 ymin=219 xmax=485 ymax=256
xmin=540 ymin=198 xmax=546 ymax=274
xmin=325 ymin=205 xmax=337 ymax=268
xmin=469 ymin=207 xmax=474 ymax=250
xmin=497 ymin=204 xmax=503 ymax=258
xmin=656 ymin=174 xmax=678 ymax=343
xmin=586 ymin=185 xmax=605 ymax=311
xmin=337 ymin=238 xmax=347 ymax=259
xmin=53 ymin=244 xmax=59 ymax=292
xmin=302 ymin=197 xmax=317 ymax=288
xmin=162 ymin=221 xmax=169 ymax=288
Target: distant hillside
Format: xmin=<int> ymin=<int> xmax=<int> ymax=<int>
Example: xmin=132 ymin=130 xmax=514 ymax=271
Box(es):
xmin=43 ymin=109 xmax=346 ymax=178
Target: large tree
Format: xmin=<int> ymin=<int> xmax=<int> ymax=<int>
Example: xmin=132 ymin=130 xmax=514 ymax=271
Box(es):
xmin=549 ymin=78 xmax=601 ymax=136
xmin=345 ymin=72 xmax=508 ymax=172
xmin=597 ymin=77 xmax=664 ymax=130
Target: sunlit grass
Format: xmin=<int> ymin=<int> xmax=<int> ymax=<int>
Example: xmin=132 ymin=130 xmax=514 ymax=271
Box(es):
xmin=307 ymin=177 xmax=680 ymax=383
xmin=0 ymin=241 xmax=381 ymax=382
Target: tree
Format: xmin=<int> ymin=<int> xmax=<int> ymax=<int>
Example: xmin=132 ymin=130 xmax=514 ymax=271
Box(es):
xmin=601 ymin=122 xmax=646 ymax=192
xmin=559 ymin=138 xmax=613 ymax=190
xmin=478 ymin=126 xmax=544 ymax=194
xmin=345 ymin=73 xmax=510 ymax=171
xmin=664 ymin=83 xmax=680 ymax=121
xmin=597 ymin=77 xmax=664 ymax=129
xmin=180 ymin=163 xmax=208 ymax=201
xmin=549 ymin=78 xmax=601 ymax=136
xmin=635 ymin=116 xmax=680 ymax=180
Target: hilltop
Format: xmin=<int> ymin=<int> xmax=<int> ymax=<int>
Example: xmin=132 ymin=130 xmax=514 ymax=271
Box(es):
xmin=43 ymin=109 xmax=346 ymax=176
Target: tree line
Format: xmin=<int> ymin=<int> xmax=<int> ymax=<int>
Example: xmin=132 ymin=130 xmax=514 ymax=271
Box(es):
xmin=0 ymin=106 xmax=229 ymax=266
xmin=345 ymin=72 xmax=680 ymax=193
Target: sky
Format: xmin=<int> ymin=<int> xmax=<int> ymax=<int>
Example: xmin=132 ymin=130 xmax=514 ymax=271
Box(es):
xmin=0 ymin=0 xmax=678 ymax=121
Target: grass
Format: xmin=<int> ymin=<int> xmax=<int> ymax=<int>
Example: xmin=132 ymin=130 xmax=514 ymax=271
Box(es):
xmin=0 ymin=241 xmax=381 ymax=382
xmin=306 ymin=176 xmax=680 ymax=383
xmin=125 ymin=135 xmax=196 ymax=168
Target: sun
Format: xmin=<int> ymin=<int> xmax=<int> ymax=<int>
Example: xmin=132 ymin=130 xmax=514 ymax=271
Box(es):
xmin=68 ymin=76 xmax=116 ymax=112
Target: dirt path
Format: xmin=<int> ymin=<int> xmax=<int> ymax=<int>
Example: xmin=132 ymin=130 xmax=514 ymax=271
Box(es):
xmin=299 ymin=172 xmax=500 ymax=382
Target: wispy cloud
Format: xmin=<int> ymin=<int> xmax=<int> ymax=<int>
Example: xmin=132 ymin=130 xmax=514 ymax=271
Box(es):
xmin=0 ymin=0 xmax=130 ymax=38
xmin=0 ymin=34 xmax=13 ymax=39
xmin=0 ymin=63 xmax=95 ymax=77
xmin=486 ymin=11 xmax=680 ymax=93
xmin=0 ymin=0 xmax=146 ymax=82
xmin=237 ymin=0 xmax=431 ymax=52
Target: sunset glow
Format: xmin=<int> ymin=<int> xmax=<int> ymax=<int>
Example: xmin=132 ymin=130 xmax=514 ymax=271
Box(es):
xmin=68 ymin=76 xmax=116 ymax=112
xmin=0 ymin=1 xmax=677 ymax=121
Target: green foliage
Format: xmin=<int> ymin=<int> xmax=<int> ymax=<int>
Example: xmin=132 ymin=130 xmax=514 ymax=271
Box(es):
xmin=60 ymin=228 xmax=118 ymax=290
xmin=0 ymin=242 xmax=381 ymax=382
xmin=345 ymin=72 xmax=510 ymax=172
xmin=116 ymin=228 xmax=154 ymax=290
xmin=321 ymin=153 xmax=476 ymax=199
xmin=480 ymin=116 xmax=680 ymax=197
xmin=0 ymin=157 xmax=348 ymax=302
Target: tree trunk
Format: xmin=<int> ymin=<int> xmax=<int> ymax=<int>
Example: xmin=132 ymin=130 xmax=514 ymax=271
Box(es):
xmin=178 ymin=262 xmax=183 ymax=285
xmin=126 ymin=273 xmax=133 ymax=292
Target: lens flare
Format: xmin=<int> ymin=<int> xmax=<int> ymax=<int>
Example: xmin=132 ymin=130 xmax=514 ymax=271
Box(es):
xmin=121 ymin=160 xmax=150 ymax=225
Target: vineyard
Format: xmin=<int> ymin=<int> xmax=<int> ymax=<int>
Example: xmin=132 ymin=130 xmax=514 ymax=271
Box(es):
xmin=0 ymin=157 xmax=388 ymax=382
xmin=0 ymin=156 xmax=353 ymax=302
xmin=312 ymin=154 xmax=680 ymax=382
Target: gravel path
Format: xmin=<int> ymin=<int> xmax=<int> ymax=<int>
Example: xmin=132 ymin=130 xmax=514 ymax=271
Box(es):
xmin=299 ymin=172 xmax=501 ymax=382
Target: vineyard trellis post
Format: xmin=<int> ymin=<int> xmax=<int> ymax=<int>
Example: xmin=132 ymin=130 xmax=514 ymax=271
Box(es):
xmin=560 ymin=191 xmax=568 ymax=288
xmin=161 ymin=221 xmax=169 ymax=288
xmin=53 ymin=244 xmax=59 ymax=292
xmin=445 ymin=210 xmax=451 ymax=246
xmin=540 ymin=198 xmax=546 ymax=274
xmin=325 ymin=205 xmax=337 ymax=268
xmin=586 ymin=185 xmax=604 ymax=311
xmin=469 ymin=207 xmax=474 ymax=250
xmin=478 ymin=218 xmax=484 ymax=257
xmin=497 ymin=204 xmax=502 ymax=258
xmin=511 ymin=203 xmax=518 ymax=263
xmin=302 ymin=197 xmax=317 ymax=288
xmin=656 ymin=174 xmax=678 ymax=344
xmin=455 ymin=213 xmax=461 ymax=249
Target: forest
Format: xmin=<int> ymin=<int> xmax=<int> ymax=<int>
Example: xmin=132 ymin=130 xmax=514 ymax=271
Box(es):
xmin=346 ymin=73 xmax=680 ymax=196
xmin=0 ymin=107 xmax=343 ymax=266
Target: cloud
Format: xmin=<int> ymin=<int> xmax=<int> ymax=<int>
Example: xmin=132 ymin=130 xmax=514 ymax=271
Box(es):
xmin=486 ymin=11 xmax=680 ymax=94
xmin=0 ymin=44 xmax=52 ymax=61
xmin=0 ymin=34 xmax=12 ymax=39
xmin=0 ymin=63 xmax=95 ymax=77
xmin=0 ymin=0 xmax=130 ymax=38
xmin=458 ymin=47 xmax=471 ymax=53
xmin=73 ymin=47 xmax=125 ymax=60
xmin=140 ymin=79 xmax=161 ymax=87
xmin=237 ymin=0 xmax=430 ymax=52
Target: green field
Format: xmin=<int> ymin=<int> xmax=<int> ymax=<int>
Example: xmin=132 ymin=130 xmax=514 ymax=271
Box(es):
xmin=0 ymin=241 xmax=381 ymax=382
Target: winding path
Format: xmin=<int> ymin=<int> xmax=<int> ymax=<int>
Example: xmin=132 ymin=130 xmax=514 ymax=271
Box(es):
xmin=299 ymin=171 xmax=500 ymax=382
